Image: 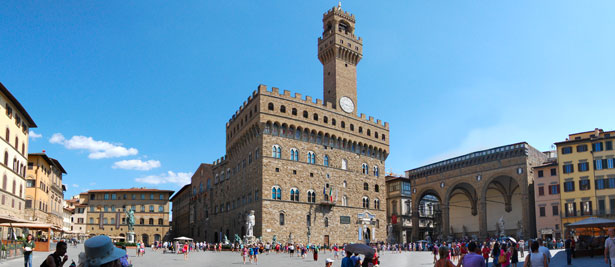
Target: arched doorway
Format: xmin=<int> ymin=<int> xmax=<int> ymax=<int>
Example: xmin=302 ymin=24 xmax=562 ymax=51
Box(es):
xmin=154 ymin=234 xmax=161 ymax=242
xmin=119 ymin=233 xmax=125 ymax=242
xmin=446 ymin=182 xmax=479 ymax=239
xmin=483 ymin=175 xmax=523 ymax=238
xmin=414 ymin=189 xmax=442 ymax=241
xmin=141 ymin=234 xmax=149 ymax=246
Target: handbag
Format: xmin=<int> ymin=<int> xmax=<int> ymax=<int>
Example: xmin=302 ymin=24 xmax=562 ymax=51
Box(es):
xmin=498 ymin=253 xmax=506 ymax=264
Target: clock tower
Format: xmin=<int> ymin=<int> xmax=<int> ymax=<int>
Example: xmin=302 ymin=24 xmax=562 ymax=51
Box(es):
xmin=318 ymin=3 xmax=362 ymax=114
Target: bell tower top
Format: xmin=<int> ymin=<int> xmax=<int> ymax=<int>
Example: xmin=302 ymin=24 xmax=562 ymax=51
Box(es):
xmin=318 ymin=4 xmax=362 ymax=115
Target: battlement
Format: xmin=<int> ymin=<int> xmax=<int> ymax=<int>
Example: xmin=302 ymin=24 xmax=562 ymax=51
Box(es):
xmin=318 ymin=29 xmax=362 ymax=43
xmin=212 ymin=155 xmax=227 ymax=167
xmin=323 ymin=6 xmax=355 ymax=22
xmin=256 ymin=84 xmax=388 ymax=129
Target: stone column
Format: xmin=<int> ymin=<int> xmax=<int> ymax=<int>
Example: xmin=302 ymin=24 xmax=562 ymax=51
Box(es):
xmin=521 ymin=192 xmax=531 ymax=239
xmin=478 ymin=198 xmax=488 ymax=239
xmin=441 ymin=205 xmax=450 ymax=237
xmin=411 ymin=202 xmax=420 ymax=241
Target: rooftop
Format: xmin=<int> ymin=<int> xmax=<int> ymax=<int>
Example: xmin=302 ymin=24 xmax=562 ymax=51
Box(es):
xmin=86 ymin=188 xmax=174 ymax=194
xmin=0 ymin=82 xmax=37 ymax=128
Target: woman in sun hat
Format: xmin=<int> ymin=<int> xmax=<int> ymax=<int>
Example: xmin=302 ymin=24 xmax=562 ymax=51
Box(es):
xmin=80 ymin=235 xmax=127 ymax=267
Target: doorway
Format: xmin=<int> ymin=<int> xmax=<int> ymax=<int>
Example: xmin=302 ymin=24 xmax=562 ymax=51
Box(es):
xmin=324 ymin=235 xmax=329 ymax=246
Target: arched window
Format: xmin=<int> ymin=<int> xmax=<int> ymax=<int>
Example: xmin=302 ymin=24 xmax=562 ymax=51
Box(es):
xmin=294 ymin=129 xmax=301 ymax=139
xmin=158 ymin=219 xmax=163 ymax=225
xmin=104 ymin=218 xmax=108 ymax=224
xmin=350 ymin=124 xmax=354 ymax=131
xmin=323 ymin=116 xmax=328 ymax=123
xmin=2 ymin=175 xmax=6 ymax=190
xmin=280 ymin=105 xmax=286 ymax=113
xmin=362 ymin=163 xmax=369 ymax=175
xmin=271 ymin=186 xmax=281 ymax=200
xmin=323 ymin=155 xmax=329 ymax=167
xmin=367 ymin=129 xmax=371 ymax=136
xmin=303 ymin=111 xmax=308 ymax=118
xmin=341 ymin=121 xmax=345 ymax=128
xmin=3 ymin=151 xmax=7 ymax=166
xmin=374 ymin=199 xmax=380 ymax=210
xmin=290 ymin=148 xmax=299 ymax=161
xmin=373 ymin=166 xmax=379 ymax=177
xmin=140 ymin=218 xmax=144 ymax=225
xmin=375 ymin=132 xmax=379 ymax=138
xmin=268 ymin=103 xmax=274 ymax=111
xmin=12 ymin=180 xmax=15 ymax=194
xmin=307 ymin=152 xmax=315 ymax=164
xmin=148 ymin=218 xmax=153 ymax=225
xmin=5 ymin=128 xmax=8 ymax=141
xmin=290 ymin=188 xmax=299 ymax=201
xmin=375 ymin=184 xmax=379 ymax=192
xmin=199 ymin=183 xmax=203 ymax=193
xmin=324 ymin=217 xmax=329 ymax=228
xmin=279 ymin=213 xmax=285 ymax=225
xmin=363 ymin=182 xmax=369 ymax=191
xmin=342 ymin=195 xmax=348 ymax=206
xmin=358 ymin=127 xmax=363 ymax=133
xmin=341 ymin=159 xmax=347 ymax=170
xmin=272 ymin=145 xmax=281 ymax=158
xmin=362 ymin=197 xmax=369 ymax=209
xmin=343 ymin=180 xmax=347 ymax=188
xmin=292 ymin=108 xmax=297 ymax=115
xmin=313 ymin=113 xmax=318 ymax=121
xmin=307 ymin=190 xmax=316 ymax=203
xmin=382 ymin=134 xmax=386 ymax=141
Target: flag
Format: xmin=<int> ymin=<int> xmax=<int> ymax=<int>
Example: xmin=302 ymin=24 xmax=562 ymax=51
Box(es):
xmin=323 ymin=185 xmax=326 ymax=197
xmin=335 ymin=189 xmax=338 ymax=202
xmin=329 ymin=187 xmax=333 ymax=202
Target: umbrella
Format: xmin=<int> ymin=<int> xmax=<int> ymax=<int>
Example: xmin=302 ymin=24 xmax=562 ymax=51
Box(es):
xmin=174 ymin=236 xmax=193 ymax=241
xmin=505 ymin=237 xmax=517 ymax=243
xmin=345 ymin=243 xmax=375 ymax=256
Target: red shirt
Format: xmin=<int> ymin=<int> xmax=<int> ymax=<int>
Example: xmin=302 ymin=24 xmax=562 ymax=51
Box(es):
xmin=482 ymin=247 xmax=490 ymax=259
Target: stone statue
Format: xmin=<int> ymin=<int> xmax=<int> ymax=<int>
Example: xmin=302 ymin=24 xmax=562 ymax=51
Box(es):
xmin=125 ymin=209 xmax=135 ymax=232
xmin=498 ymin=216 xmax=505 ymax=237
xmin=288 ymin=232 xmax=293 ymax=244
xmin=462 ymin=225 xmax=467 ymax=240
xmin=387 ymin=224 xmax=394 ymax=243
xmin=517 ymin=220 xmax=524 ymax=239
xmin=234 ymin=234 xmax=242 ymax=244
xmin=272 ymin=235 xmax=277 ymax=244
xmin=224 ymin=235 xmax=229 ymax=245
xmin=246 ymin=210 xmax=255 ymax=237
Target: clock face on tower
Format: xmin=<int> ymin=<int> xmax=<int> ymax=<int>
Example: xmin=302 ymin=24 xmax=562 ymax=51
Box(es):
xmin=339 ymin=96 xmax=354 ymax=113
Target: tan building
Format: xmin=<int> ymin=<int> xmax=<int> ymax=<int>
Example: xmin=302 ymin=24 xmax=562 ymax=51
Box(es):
xmin=555 ymin=128 xmax=615 ymax=232
xmin=65 ymin=197 xmax=87 ymax=240
xmin=532 ymin=152 xmax=562 ymax=240
xmin=25 ymin=153 xmax=67 ymax=233
xmin=83 ymin=188 xmax=173 ymax=246
xmin=187 ymin=163 xmax=213 ymax=240
xmin=179 ymin=5 xmax=389 ymax=245
xmin=169 ymin=184 xmax=191 ymax=238
xmin=385 ymin=175 xmax=413 ymax=244
xmin=0 ymin=82 xmax=37 ymax=231
xmin=406 ymin=143 xmax=547 ymax=241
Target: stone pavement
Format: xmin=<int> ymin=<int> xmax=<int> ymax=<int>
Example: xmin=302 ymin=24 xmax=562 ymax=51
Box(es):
xmin=0 ymin=246 xmax=607 ymax=267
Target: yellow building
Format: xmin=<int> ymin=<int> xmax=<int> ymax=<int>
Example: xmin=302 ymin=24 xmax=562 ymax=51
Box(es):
xmin=556 ymin=128 xmax=615 ymax=232
xmin=25 ymin=153 xmax=67 ymax=234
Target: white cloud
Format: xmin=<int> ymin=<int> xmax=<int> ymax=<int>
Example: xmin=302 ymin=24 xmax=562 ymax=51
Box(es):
xmin=113 ymin=159 xmax=161 ymax=171
xmin=29 ymin=130 xmax=42 ymax=140
xmin=72 ymin=184 xmax=79 ymax=188
xmin=135 ymin=171 xmax=192 ymax=186
xmin=49 ymin=133 xmax=138 ymax=159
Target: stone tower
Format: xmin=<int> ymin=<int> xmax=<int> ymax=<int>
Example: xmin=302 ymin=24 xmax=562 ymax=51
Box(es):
xmin=318 ymin=3 xmax=362 ymax=115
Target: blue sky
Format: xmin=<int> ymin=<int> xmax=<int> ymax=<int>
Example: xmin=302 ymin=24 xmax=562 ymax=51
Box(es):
xmin=1 ymin=1 xmax=614 ymax=198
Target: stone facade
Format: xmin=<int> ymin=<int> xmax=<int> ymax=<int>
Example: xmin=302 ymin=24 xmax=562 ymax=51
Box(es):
xmin=174 ymin=5 xmax=390 ymax=246
xmin=83 ymin=188 xmax=173 ymax=246
xmin=406 ymin=143 xmax=547 ymax=241
xmin=169 ymin=184 xmax=191 ymax=238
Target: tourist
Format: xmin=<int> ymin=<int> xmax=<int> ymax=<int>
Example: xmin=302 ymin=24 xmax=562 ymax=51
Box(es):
xmin=499 ymin=243 xmax=510 ymax=267
xmin=119 ymin=246 xmax=131 ymax=267
xmin=518 ymin=240 xmax=524 ymax=257
xmin=537 ymin=239 xmax=551 ymax=264
xmin=242 ymin=246 xmax=248 ymax=264
xmin=313 ymin=244 xmax=319 ymax=261
xmin=605 ymin=228 xmax=615 ymax=267
xmin=289 ymin=243 xmax=295 ymax=257
xmin=252 ymin=245 xmax=259 ymax=265
xmin=183 ymin=242 xmax=189 ymax=260
xmin=510 ymin=243 xmax=518 ymax=267
xmin=325 ymin=258 xmax=334 ymax=267
xmin=491 ymin=243 xmax=500 ymax=267
xmin=341 ymin=251 xmax=353 ymax=267
xmin=481 ymin=242 xmax=490 ymax=267
xmin=333 ymin=244 xmax=339 ymax=259
xmin=458 ymin=242 xmax=485 ymax=267
xmin=82 ymin=235 xmax=127 ymax=267
xmin=523 ymin=241 xmax=546 ymax=267
xmin=433 ymin=243 xmax=439 ymax=264
xmin=23 ymin=234 xmax=35 ymax=267
xmin=436 ymin=246 xmax=456 ymax=267
xmin=40 ymin=241 xmax=68 ymax=267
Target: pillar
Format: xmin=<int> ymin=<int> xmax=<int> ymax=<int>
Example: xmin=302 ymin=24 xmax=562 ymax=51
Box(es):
xmin=478 ymin=198 xmax=488 ymax=239
xmin=411 ymin=202 xmax=419 ymax=241
xmin=521 ymin=192 xmax=531 ymax=239
xmin=441 ymin=205 xmax=450 ymax=238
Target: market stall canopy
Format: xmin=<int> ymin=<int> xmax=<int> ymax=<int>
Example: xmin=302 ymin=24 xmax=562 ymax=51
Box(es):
xmin=568 ymin=217 xmax=615 ymax=228
xmin=0 ymin=214 xmax=35 ymax=224
xmin=0 ymin=222 xmax=54 ymax=229
xmin=174 ymin=236 xmax=193 ymax=241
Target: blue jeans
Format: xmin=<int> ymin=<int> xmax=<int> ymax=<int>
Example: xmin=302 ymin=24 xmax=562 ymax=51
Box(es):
xmin=485 ymin=258 xmax=489 ymax=266
xmin=566 ymin=248 xmax=572 ymax=264
xmin=24 ymin=252 xmax=32 ymax=267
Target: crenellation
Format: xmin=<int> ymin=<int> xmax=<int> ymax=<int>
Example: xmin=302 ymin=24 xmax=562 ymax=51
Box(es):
xmin=369 ymin=116 xmax=374 ymax=122
xmin=360 ymin=113 xmax=366 ymax=119
xmin=384 ymin=122 xmax=389 ymax=129
xmin=258 ymin=84 xmax=267 ymax=93
xmin=376 ymin=119 xmax=381 ymax=125
xmin=316 ymin=98 xmax=323 ymax=105
xmin=283 ymin=90 xmax=291 ymax=96
xmin=271 ymin=87 xmax=280 ymax=94
xmin=305 ymin=95 xmax=312 ymax=103
xmin=325 ymin=101 xmax=334 ymax=109
xmin=294 ymin=92 xmax=302 ymax=100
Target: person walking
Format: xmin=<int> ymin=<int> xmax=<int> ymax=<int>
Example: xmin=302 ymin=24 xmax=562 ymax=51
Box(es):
xmin=605 ymin=228 xmax=615 ymax=267
xmin=23 ymin=234 xmax=35 ymax=267
xmin=242 ymin=246 xmax=248 ymax=264
xmin=537 ymin=239 xmax=551 ymax=265
xmin=491 ymin=243 xmax=500 ymax=267
xmin=40 ymin=241 xmax=68 ymax=267
xmin=458 ymin=242 xmax=485 ymax=267
xmin=523 ymin=241 xmax=546 ymax=267
xmin=499 ymin=243 xmax=510 ymax=267
xmin=481 ymin=243 xmax=490 ymax=267
xmin=510 ymin=243 xmax=518 ymax=267
xmin=313 ymin=245 xmax=319 ymax=261
xmin=565 ymin=235 xmax=573 ymax=265
xmin=341 ymin=251 xmax=353 ymax=267
xmin=183 ymin=242 xmax=189 ymax=260
xmin=252 ymin=245 xmax=259 ymax=265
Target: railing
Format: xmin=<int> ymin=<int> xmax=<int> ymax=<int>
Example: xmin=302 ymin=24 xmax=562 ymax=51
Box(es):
xmin=563 ymin=209 xmax=615 ymax=218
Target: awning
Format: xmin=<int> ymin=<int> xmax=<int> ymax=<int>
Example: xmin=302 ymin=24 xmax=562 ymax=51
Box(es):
xmin=567 ymin=217 xmax=615 ymax=228
xmin=0 ymin=223 xmax=54 ymax=229
xmin=0 ymin=214 xmax=34 ymax=224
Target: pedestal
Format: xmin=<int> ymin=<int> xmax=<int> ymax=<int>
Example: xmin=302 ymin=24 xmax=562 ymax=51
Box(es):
xmin=127 ymin=232 xmax=135 ymax=243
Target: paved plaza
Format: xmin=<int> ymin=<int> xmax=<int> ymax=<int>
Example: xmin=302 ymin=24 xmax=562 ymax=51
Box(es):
xmin=0 ymin=246 xmax=606 ymax=267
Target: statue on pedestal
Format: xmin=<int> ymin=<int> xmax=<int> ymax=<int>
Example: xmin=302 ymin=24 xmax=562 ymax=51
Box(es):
xmin=246 ymin=210 xmax=255 ymax=237
xmin=517 ymin=220 xmax=524 ymax=240
xmin=498 ymin=216 xmax=505 ymax=237
xmin=125 ymin=209 xmax=135 ymax=232
xmin=272 ymin=235 xmax=277 ymax=244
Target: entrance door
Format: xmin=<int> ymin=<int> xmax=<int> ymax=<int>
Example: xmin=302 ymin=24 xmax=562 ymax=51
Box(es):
xmin=324 ymin=235 xmax=329 ymax=246
xmin=142 ymin=234 xmax=149 ymax=246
